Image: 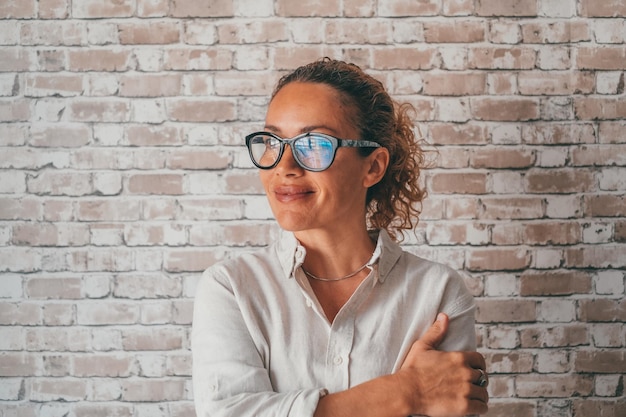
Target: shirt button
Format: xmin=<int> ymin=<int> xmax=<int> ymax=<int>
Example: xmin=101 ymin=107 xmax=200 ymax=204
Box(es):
xmin=333 ymin=356 xmax=343 ymax=365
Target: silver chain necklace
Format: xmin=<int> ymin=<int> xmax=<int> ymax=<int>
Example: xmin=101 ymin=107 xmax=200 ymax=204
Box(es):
xmin=302 ymin=261 xmax=372 ymax=282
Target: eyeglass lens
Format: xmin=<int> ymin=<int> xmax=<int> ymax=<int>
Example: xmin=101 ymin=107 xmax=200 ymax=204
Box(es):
xmin=249 ymin=134 xmax=336 ymax=170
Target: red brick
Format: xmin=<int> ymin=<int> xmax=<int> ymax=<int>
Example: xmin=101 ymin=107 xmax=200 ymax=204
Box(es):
xmin=479 ymin=197 xmax=544 ymax=220
xmin=571 ymin=145 xmax=626 ymax=167
xmin=520 ymin=271 xmax=591 ymax=296
xmin=0 ymin=48 xmax=35 ymax=72
xmin=77 ymin=200 xmax=142 ymax=221
xmin=25 ymin=327 xmax=90 ymax=351
xmin=0 ymin=99 xmax=31 ymax=122
xmin=190 ymin=223 xmax=277 ymax=247
xmin=577 ymin=46 xmax=626 ymax=70
xmin=119 ymin=73 xmax=181 ymax=97
xmin=166 ymin=99 xmax=236 ymax=122
xmin=128 ymin=174 xmax=183 ymax=195
xmin=521 ymin=21 xmax=590 ymax=43
xmin=475 ymin=299 xmax=536 ymax=322
xmin=423 ymin=21 xmax=485 ymax=43
xmin=272 ymin=46 xmax=327 ymax=70
xmin=125 ymin=125 xmax=181 ymax=147
xmin=584 ymin=195 xmax=626 ymax=217
xmin=166 ymin=150 xmax=231 ymax=170
xmin=522 ymin=123 xmax=596 ymax=145
xmin=426 ymin=222 xmax=489 ymax=245
xmin=525 ymin=169 xmax=595 ymax=193
xmin=326 ymin=20 xmax=392 ymax=44
xmin=429 ymin=172 xmax=488 ymax=194
xmin=121 ymin=327 xmax=184 ymax=350
xmin=38 ymin=0 xmax=69 ymax=19
xmin=20 ymin=21 xmax=85 ymax=46
xmin=485 ymin=351 xmax=534 ymax=373
xmin=27 ymin=171 xmax=93 ymax=196
xmin=68 ymin=99 xmax=130 ymax=122
xmin=524 ymin=222 xmax=582 ymax=245
xmin=429 ymin=123 xmax=488 ymax=145
xmin=579 ymin=298 xmax=626 ymax=322
xmin=566 ymin=246 xmax=626 ymax=269
xmin=68 ymin=49 xmax=132 ymax=71
xmin=224 ymin=171 xmax=264 ymax=194
xmin=378 ymin=0 xmax=439 ymax=15
xmin=516 ymin=374 xmax=593 ymax=397
xmin=491 ymin=223 xmax=523 ymax=245
xmin=118 ymin=22 xmax=179 ymax=44
xmin=0 ymin=0 xmax=36 ymax=18
xmin=77 ymin=302 xmax=140 ymax=325
xmin=422 ymin=72 xmax=486 ymax=95
xmin=178 ymin=198 xmax=244 ymax=221
xmin=476 ymin=0 xmax=537 ymax=16
xmin=113 ymin=274 xmax=182 ymax=299
xmin=72 ymin=0 xmax=134 ymax=17
xmin=471 ymin=148 xmax=535 ymax=169
xmin=25 ymin=278 xmax=81 ymax=299
xmin=468 ymin=247 xmax=530 ymax=271
xmin=432 ymin=147 xmax=469 ymax=168
xmin=164 ymin=249 xmax=225 ymax=272
xmin=30 ymin=125 xmax=90 ymax=147
xmin=165 ymin=48 xmax=231 ymax=70
xmin=274 ymin=0 xmax=341 ymax=17
xmin=575 ymin=97 xmax=626 ymax=120
xmin=213 ymin=72 xmax=274 ymax=96
xmin=120 ymin=379 xmax=185 ymax=401
xmin=518 ymin=71 xmax=594 ymax=95
xmin=14 ymin=223 xmax=89 ymax=247
xmin=521 ymin=324 xmax=589 ymax=347
xmin=31 ymin=378 xmax=88 ymax=401
xmin=580 ymin=0 xmax=626 ymax=17
xmin=573 ymin=399 xmax=626 ymax=417
xmin=599 ymin=121 xmax=626 ymax=144
xmin=373 ymin=48 xmax=438 ymax=70
xmin=0 ymin=352 xmax=40 ymax=376
xmin=472 ymin=97 xmax=539 ymax=121
xmin=469 ymin=46 xmax=536 ymax=69
xmin=73 ymin=354 xmax=134 ymax=377
xmin=216 ymin=21 xmax=288 ymax=44
xmin=483 ymin=401 xmax=535 ymax=417
xmin=575 ymin=350 xmax=626 ymax=373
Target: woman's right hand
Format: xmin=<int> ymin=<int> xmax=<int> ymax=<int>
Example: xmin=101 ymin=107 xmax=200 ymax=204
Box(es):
xmin=395 ymin=313 xmax=489 ymax=417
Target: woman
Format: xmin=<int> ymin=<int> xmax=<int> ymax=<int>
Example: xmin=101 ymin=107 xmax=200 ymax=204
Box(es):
xmin=192 ymin=58 xmax=489 ymax=417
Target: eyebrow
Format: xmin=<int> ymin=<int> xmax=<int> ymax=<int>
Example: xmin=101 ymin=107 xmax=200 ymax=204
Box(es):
xmin=263 ymin=124 xmax=341 ymax=137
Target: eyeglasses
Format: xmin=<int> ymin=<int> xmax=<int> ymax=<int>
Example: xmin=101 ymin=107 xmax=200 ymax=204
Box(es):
xmin=245 ymin=131 xmax=381 ymax=172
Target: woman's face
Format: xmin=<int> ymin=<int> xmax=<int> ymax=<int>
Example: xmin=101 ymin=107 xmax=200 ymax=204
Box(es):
xmin=259 ymin=81 xmax=380 ymax=234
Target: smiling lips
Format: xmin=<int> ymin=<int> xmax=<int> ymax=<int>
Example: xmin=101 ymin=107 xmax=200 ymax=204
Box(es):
xmin=272 ymin=185 xmax=314 ymax=203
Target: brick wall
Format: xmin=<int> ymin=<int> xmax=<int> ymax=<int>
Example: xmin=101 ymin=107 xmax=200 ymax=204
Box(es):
xmin=1 ymin=0 xmax=625 ymax=416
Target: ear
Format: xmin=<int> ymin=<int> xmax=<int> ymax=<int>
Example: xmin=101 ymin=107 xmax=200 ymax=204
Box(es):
xmin=363 ymin=147 xmax=390 ymax=188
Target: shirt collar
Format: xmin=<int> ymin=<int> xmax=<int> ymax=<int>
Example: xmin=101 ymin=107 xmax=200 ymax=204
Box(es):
xmin=275 ymin=229 xmax=403 ymax=284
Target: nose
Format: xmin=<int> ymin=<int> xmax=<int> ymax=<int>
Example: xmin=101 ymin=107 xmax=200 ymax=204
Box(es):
xmin=274 ymin=144 xmax=303 ymax=175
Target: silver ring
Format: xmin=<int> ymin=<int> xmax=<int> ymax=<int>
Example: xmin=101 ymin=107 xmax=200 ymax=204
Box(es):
xmin=476 ymin=369 xmax=487 ymax=387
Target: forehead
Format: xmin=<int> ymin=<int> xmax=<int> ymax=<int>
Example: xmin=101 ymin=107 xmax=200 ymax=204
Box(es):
xmin=265 ymin=82 xmax=359 ymax=137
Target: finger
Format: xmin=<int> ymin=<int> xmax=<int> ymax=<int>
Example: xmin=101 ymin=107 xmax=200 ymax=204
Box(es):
xmin=466 ymin=351 xmax=487 ymax=371
xmin=415 ymin=313 xmax=449 ymax=351
xmin=470 ymin=384 xmax=490 ymax=405
xmin=472 ymin=368 xmax=488 ymax=387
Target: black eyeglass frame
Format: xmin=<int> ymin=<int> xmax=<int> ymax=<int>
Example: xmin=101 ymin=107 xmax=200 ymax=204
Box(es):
xmin=245 ymin=131 xmax=382 ymax=172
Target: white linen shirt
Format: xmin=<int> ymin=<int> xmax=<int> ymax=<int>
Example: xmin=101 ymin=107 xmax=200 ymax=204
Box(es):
xmin=192 ymin=230 xmax=477 ymax=417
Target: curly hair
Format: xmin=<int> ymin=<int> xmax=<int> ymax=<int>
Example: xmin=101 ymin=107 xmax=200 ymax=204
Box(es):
xmin=272 ymin=58 xmax=427 ymax=241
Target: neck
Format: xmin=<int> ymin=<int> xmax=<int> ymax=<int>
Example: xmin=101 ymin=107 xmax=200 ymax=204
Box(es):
xmin=295 ymin=227 xmax=376 ymax=281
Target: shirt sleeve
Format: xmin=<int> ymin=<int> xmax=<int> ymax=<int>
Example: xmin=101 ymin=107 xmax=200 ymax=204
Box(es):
xmin=192 ymin=265 xmax=323 ymax=417
xmin=437 ymin=268 xmax=478 ymax=352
